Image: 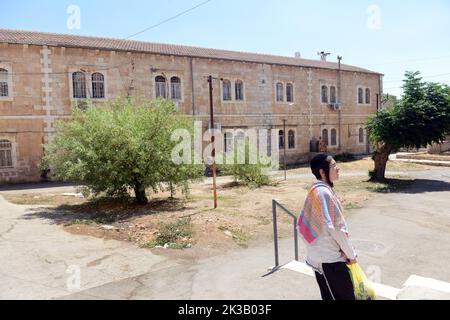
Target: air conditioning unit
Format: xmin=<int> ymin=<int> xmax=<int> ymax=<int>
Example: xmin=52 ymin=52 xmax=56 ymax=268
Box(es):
xmin=330 ymin=102 xmax=342 ymax=111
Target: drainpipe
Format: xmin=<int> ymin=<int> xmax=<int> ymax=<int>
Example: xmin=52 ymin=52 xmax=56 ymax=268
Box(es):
xmin=337 ymin=56 xmax=342 ymax=151
xmin=190 ymin=57 xmax=195 ymax=121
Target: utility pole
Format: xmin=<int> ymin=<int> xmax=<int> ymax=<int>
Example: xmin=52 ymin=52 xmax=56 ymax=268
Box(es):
xmin=208 ymin=75 xmax=218 ymax=209
xmin=283 ymin=119 xmax=287 ymax=181
xmin=337 ymin=56 xmax=342 ymax=151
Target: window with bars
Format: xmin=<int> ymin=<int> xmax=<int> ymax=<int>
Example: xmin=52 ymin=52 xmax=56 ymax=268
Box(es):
xmin=278 ymin=130 xmax=285 ymax=149
xmin=359 ymin=128 xmax=365 ymax=144
xmin=322 ymin=129 xmax=328 ymax=145
xmin=365 ymin=88 xmax=371 ymax=104
xmin=224 ymin=132 xmax=233 ymax=153
xmin=321 ymin=85 xmax=328 ymax=103
xmin=222 ymin=79 xmax=232 ymax=101
xmin=358 ymin=88 xmax=364 ymax=104
xmin=288 ymin=130 xmax=295 ymax=149
xmin=0 ymin=140 xmax=13 ymax=168
xmin=91 ymin=72 xmax=105 ymax=99
xmin=330 ymin=128 xmax=337 ymax=146
xmin=286 ymin=83 xmax=294 ymax=102
xmin=0 ymin=68 xmax=9 ymax=97
xmin=171 ymin=76 xmax=181 ymax=100
xmin=235 ymin=80 xmax=244 ymax=101
xmin=330 ymin=86 xmax=336 ymax=104
xmin=72 ymin=72 xmax=86 ymax=99
xmin=276 ymin=83 xmax=284 ymax=102
xmin=155 ymin=76 xmax=167 ymax=99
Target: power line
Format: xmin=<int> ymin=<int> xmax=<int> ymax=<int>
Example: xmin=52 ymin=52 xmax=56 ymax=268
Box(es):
xmin=5 ymin=62 xmax=132 ymax=76
xmin=363 ymin=54 xmax=450 ymax=67
xmin=124 ymin=0 xmax=213 ymax=40
xmin=383 ymin=72 xmax=450 ymax=83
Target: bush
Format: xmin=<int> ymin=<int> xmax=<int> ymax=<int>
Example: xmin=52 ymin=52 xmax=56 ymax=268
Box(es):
xmin=220 ymin=140 xmax=272 ymax=187
xmin=334 ymin=152 xmax=356 ymax=162
xmin=145 ymin=218 xmax=193 ymax=249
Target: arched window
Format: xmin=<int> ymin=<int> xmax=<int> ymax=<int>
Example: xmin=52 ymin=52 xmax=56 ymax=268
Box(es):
xmin=72 ymin=72 xmax=86 ymax=99
xmin=0 ymin=139 xmax=13 ymax=168
xmin=0 ymin=68 xmax=9 ymax=97
xmin=224 ymin=131 xmax=233 ymax=153
xmin=358 ymin=88 xmax=364 ymax=104
xmin=365 ymin=88 xmax=371 ymax=104
xmin=286 ymin=83 xmax=294 ymax=102
xmin=235 ymin=80 xmax=244 ymax=101
xmin=359 ymin=128 xmax=365 ymax=144
xmin=155 ymin=76 xmax=167 ymax=98
xmin=322 ymin=129 xmax=329 ymax=145
xmin=91 ymin=72 xmax=105 ymax=99
xmin=330 ymin=128 xmax=337 ymax=146
xmin=278 ymin=130 xmax=285 ymax=149
xmin=288 ymin=130 xmax=295 ymax=149
xmin=321 ymin=85 xmax=328 ymax=103
xmin=276 ymin=83 xmax=284 ymax=102
xmin=222 ymin=79 xmax=232 ymax=101
xmin=171 ymin=76 xmax=181 ymax=100
xmin=330 ymin=86 xmax=336 ymax=103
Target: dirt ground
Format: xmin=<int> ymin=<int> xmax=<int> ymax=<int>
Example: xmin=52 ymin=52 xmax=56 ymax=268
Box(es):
xmin=2 ymin=158 xmax=437 ymax=261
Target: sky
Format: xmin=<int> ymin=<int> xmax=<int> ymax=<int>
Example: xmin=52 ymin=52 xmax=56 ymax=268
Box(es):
xmin=1 ymin=0 xmax=450 ymax=98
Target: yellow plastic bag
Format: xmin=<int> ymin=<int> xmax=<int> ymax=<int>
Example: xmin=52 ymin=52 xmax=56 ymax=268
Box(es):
xmin=347 ymin=263 xmax=377 ymax=300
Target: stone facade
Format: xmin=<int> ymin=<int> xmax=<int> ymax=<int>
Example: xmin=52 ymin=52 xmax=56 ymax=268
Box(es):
xmin=0 ymin=30 xmax=382 ymax=183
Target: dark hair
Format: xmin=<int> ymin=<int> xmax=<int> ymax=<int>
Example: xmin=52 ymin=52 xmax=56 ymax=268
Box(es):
xmin=310 ymin=153 xmax=334 ymax=187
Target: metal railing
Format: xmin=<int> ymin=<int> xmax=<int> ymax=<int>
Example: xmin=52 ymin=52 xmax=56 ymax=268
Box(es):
xmin=271 ymin=199 xmax=299 ymax=270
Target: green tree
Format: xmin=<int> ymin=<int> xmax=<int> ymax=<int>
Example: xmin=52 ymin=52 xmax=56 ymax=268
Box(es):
xmin=44 ymin=97 xmax=204 ymax=204
xmin=366 ymin=71 xmax=450 ymax=180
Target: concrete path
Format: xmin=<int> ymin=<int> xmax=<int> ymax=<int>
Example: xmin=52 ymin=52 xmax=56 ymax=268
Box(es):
xmin=1 ymin=168 xmax=450 ymax=299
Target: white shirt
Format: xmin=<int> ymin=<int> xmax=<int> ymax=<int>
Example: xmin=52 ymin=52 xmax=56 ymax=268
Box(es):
xmin=304 ymin=227 xmax=357 ymax=274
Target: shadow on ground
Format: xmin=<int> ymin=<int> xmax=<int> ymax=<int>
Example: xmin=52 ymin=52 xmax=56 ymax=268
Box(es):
xmin=369 ymin=178 xmax=450 ymax=194
xmin=20 ymin=197 xmax=193 ymax=225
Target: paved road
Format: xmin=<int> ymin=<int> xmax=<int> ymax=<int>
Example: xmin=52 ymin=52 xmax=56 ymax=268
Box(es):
xmin=1 ymin=168 xmax=450 ymax=299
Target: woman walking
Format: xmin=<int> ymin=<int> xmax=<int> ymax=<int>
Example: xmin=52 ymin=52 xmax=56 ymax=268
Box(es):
xmin=297 ymin=153 xmax=357 ymax=300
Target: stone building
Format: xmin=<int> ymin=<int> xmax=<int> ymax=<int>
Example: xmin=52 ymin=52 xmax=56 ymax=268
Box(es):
xmin=0 ymin=29 xmax=383 ymax=183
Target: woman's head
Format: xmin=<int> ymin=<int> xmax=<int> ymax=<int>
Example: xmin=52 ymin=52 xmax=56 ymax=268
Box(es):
xmin=310 ymin=153 xmax=340 ymax=187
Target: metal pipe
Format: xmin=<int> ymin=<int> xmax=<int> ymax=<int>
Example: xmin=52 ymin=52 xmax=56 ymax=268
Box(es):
xmin=208 ymin=75 xmax=218 ymax=209
xmin=272 ymin=200 xmax=279 ymax=268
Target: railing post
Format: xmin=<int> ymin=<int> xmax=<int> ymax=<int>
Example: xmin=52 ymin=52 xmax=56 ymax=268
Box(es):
xmin=272 ymin=200 xmax=279 ymax=268
xmin=294 ymin=217 xmax=299 ymax=261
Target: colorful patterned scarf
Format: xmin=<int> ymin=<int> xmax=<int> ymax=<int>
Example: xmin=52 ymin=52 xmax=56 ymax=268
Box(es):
xmin=297 ymin=181 xmax=348 ymax=244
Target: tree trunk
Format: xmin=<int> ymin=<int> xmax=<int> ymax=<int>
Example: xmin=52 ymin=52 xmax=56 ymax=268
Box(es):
xmin=134 ymin=183 xmax=148 ymax=205
xmin=371 ymin=144 xmax=393 ymax=181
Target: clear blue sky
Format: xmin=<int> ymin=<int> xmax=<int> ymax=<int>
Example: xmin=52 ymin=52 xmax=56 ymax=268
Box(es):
xmin=1 ymin=0 xmax=450 ymax=97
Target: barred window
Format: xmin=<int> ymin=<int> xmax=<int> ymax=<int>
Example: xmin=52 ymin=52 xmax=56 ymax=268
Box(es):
xmin=72 ymin=72 xmax=86 ymax=99
xmin=224 ymin=132 xmax=233 ymax=153
xmin=365 ymin=88 xmax=371 ymax=104
xmin=0 ymin=140 xmax=13 ymax=168
xmin=155 ymin=76 xmax=167 ymax=99
xmin=321 ymin=85 xmax=328 ymax=103
xmin=278 ymin=130 xmax=285 ymax=149
xmin=286 ymin=83 xmax=294 ymax=102
xmin=331 ymin=128 xmax=337 ymax=146
xmin=359 ymin=128 xmax=365 ymax=144
xmin=171 ymin=76 xmax=181 ymax=100
xmin=322 ymin=129 xmax=328 ymax=145
xmin=288 ymin=130 xmax=295 ymax=149
xmin=235 ymin=80 xmax=244 ymax=101
xmin=330 ymin=86 xmax=336 ymax=104
xmin=0 ymin=68 xmax=9 ymax=97
xmin=92 ymin=72 xmax=105 ymax=99
xmin=222 ymin=79 xmax=232 ymax=101
xmin=276 ymin=83 xmax=284 ymax=102
xmin=358 ymin=88 xmax=364 ymax=104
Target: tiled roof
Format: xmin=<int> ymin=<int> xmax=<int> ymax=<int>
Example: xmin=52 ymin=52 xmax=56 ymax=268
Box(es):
xmin=0 ymin=28 xmax=381 ymax=75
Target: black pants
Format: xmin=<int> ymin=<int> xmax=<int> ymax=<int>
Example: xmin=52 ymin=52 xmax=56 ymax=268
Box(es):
xmin=315 ymin=262 xmax=355 ymax=300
